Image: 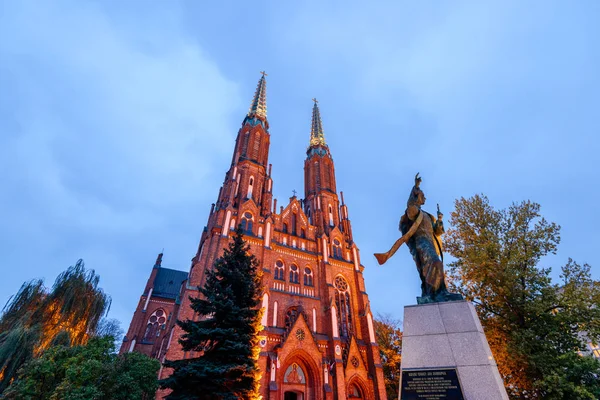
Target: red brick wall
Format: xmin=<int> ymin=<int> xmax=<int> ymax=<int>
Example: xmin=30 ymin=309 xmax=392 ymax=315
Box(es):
xmin=124 ymin=90 xmax=388 ymax=399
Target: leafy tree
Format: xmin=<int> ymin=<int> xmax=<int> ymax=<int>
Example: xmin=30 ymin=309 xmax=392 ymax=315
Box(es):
xmin=161 ymin=227 xmax=263 ymax=400
xmin=93 ymin=317 xmax=124 ymax=340
xmin=374 ymin=313 xmax=402 ymax=400
xmin=93 ymin=317 xmax=125 ymax=350
xmin=2 ymin=335 xmax=160 ymax=400
xmin=0 ymin=260 xmax=110 ymax=393
xmin=446 ymin=194 xmax=600 ymax=399
xmin=2 ymin=339 xmax=73 ymax=400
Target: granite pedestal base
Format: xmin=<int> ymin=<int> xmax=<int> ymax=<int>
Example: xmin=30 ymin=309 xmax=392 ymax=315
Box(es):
xmin=400 ymin=301 xmax=508 ymax=400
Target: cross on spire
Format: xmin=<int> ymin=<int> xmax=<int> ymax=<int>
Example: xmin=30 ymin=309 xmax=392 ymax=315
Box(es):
xmin=292 ymin=189 xmax=297 ymax=197
xmin=312 ymin=98 xmax=318 ymax=104
xmin=260 ymin=70 xmax=268 ymax=77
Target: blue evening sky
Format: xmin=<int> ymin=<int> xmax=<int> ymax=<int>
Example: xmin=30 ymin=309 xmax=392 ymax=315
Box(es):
xmin=1 ymin=0 xmax=599 ymax=329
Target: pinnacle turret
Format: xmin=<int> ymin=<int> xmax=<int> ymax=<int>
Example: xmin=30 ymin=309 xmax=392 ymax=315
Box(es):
xmin=309 ymin=98 xmax=326 ymax=147
xmin=153 ymin=252 xmax=163 ymax=269
xmin=247 ymin=72 xmax=267 ymax=121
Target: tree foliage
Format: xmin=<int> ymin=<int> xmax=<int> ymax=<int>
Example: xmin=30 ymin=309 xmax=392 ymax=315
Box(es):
xmin=0 ymin=260 xmax=110 ymax=393
xmin=374 ymin=313 xmax=402 ymax=400
xmin=161 ymin=227 xmax=263 ymax=400
xmin=2 ymin=335 xmax=160 ymax=400
xmin=446 ymin=194 xmax=600 ymax=399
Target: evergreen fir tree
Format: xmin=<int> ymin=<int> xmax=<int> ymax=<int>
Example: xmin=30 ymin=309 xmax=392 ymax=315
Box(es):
xmin=161 ymin=227 xmax=263 ymax=400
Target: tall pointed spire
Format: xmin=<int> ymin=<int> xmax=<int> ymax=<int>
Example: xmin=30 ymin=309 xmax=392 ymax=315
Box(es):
xmin=309 ymin=98 xmax=326 ymax=147
xmin=247 ymin=72 xmax=267 ymax=120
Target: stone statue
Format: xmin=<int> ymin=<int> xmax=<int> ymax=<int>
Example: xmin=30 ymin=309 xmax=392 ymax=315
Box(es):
xmin=375 ymin=173 xmax=463 ymax=304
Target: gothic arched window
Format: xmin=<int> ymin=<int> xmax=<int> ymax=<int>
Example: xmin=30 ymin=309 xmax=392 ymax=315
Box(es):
xmin=234 ymin=173 xmax=241 ymax=196
xmin=304 ymin=267 xmax=313 ymax=287
xmin=142 ymin=309 xmax=167 ymax=343
xmin=328 ymin=205 xmax=334 ymax=226
xmin=333 ymin=239 xmax=343 ymax=259
xmin=247 ymin=177 xmax=254 ymax=199
xmin=324 ymin=167 xmax=331 ymax=189
xmin=284 ymin=306 xmax=307 ymax=333
xmin=252 ymin=134 xmax=260 ymax=161
xmin=241 ymin=212 xmax=253 ymax=234
xmin=349 ymin=383 xmax=363 ymax=398
xmin=334 ymin=276 xmax=353 ymax=338
xmin=274 ymin=260 xmax=285 ymax=281
xmin=292 ymin=213 xmax=297 ymax=236
xmin=289 ymin=264 xmax=299 ymax=284
xmin=242 ymin=131 xmax=250 ymax=158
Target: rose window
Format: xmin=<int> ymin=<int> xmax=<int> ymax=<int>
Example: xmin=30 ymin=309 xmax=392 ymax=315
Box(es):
xmin=334 ymin=275 xmax=348 ymax=291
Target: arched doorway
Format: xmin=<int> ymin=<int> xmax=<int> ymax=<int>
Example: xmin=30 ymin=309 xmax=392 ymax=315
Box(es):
xmin=284 ymin=391 xmax=301 ymax=400
xmin=347 ymin=377 xmax=370 ymax=400
xmin=279 ymin=350 xmax=322 ymax=400
xmin=282 ymin=362 xmax=307 ymax=400
xmin=348 ymin=383 xmax=363 ymax=398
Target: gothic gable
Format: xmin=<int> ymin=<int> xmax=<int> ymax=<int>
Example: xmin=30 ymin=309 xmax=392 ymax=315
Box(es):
xmin=328 ymin=225 xmax=344 ymax=242
xmin=278 ymin=312 xmax=322 ymax=364
xmin=281 ymin=199 xmax=308 ymax=224
xmin=345 ymin=336 xmax=366 ymax=374
xmin=278 ymin=198 xmax=313 ymax=239
xmin=240 ymin=197 xmax=260 ymax=215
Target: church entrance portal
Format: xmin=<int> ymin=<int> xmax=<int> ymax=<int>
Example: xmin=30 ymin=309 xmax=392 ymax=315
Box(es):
xmin=282 ymin=361 xmax=309 ymax=400
xmin=284 ymin=391 xmax=302 ymax=400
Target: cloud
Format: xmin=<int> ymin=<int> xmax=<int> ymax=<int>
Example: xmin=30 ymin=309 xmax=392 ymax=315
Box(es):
xmin=1 ymin=0 xmax=598 ymax=330
xmin=271 ymin=0 xmax=600 ymax=315
xmin=0 ymin=0 xmax=241 ymax=324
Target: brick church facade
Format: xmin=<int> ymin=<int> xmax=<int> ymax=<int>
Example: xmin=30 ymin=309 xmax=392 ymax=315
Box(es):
xmin=121 ymin=74 xmax=388 ymax=400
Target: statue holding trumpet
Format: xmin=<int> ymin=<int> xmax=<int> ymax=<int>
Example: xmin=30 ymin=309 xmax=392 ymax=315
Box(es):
xmin=375 ymin=174 xmax=463 ymax=304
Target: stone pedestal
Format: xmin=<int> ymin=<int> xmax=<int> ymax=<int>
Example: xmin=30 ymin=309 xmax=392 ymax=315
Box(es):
xmin=400 ymin=301 xmax=508 ymax=400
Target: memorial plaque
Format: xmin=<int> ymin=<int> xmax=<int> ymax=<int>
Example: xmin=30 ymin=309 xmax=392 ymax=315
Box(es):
xmin=401 ymin=368 xmax=464 ymax=400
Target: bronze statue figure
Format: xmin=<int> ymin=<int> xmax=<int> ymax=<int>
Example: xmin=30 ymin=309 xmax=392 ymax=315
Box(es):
xmin=375 ymin=173 xmax=463 ymax=304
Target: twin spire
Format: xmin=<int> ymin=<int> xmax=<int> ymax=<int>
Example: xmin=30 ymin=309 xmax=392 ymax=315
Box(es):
xmin=246 ymin=73 xmax=327 ymax=147
xmin=247 ymin=72 xmax=268 ymax=120
xmin=309 ymin=98 xmax=327 ymax=147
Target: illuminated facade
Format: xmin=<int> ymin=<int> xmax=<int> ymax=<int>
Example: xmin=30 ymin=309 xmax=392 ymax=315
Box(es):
xmin=121 ymin=75 xmax=387 ymax=400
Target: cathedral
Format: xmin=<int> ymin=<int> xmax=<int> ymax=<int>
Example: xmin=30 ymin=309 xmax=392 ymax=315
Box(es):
xmin=120 ymin=74 xmax=388 ymax=400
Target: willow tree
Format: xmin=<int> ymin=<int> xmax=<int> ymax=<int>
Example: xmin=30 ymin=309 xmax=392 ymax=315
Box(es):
xmin=446 ymin=195 xmax=600 ymax=399
xmin=0 ymin=259 xmax=110 ymax=392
